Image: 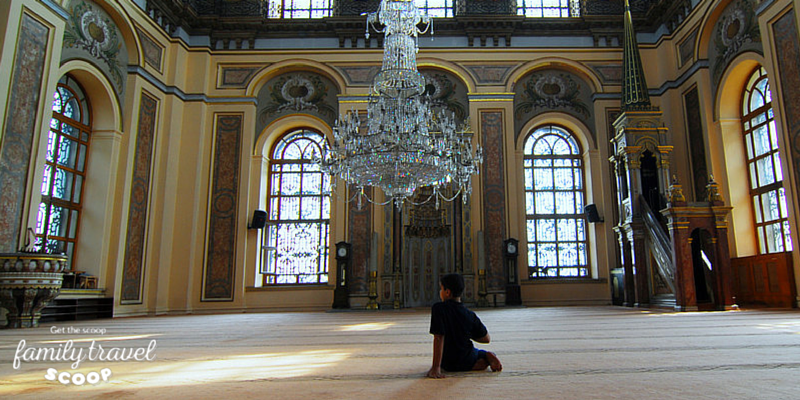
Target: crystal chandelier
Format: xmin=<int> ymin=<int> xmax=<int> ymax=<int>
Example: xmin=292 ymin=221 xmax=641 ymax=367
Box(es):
xmin=317 ymin=0 xmax=482 ymax=209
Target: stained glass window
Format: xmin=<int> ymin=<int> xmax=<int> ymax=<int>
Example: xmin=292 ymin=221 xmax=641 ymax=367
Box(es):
xmin=261 ymin=130 xmax=331 ymax=285
xmin=264 ymin=0 xmax=332 ymax=19
xmin=741 ymin=67 xmax=793 ymax=254
xmin=517 ymin=0 xmax=580 ymax=17
xmin=36 ymin=75 xmax=91 ymax=264
xmin=523 ymin=125 xmax=588 ymax=278
xmin=416 ymin=0 xmax=453 ymax=18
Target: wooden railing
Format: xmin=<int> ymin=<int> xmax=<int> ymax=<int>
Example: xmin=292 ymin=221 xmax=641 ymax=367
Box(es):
xmin=640 ymin=196 xmax=676 ymax=294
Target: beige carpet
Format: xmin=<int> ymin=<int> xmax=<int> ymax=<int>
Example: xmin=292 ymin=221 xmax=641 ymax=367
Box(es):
xmin=1 ymin=306 xmax=799 ymax=399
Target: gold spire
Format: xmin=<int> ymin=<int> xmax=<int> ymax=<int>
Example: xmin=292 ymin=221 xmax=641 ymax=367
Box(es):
xmin=621 ymin=0 xmax=652 ymax=111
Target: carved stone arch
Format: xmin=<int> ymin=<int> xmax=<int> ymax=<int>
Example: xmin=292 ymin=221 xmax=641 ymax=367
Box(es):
xmin=247 ymin=60 xmax=348 ymax=97
xmin=511 ymin=61 xmax=598 ymax=143
xmin=697 ymin=0 xmax=764 ymax=96
xmin=506 ymin=58 xmax=603 ymax=94
xmin=58 ymin=59 xmax=122 ymax=133
xmin=695 ymin=0 xmax=736 ymax=61
xmin=61 ymin=0 xmax=140 ymax=97
xmin=417 ymin=59 xmax=477 ymax=93
xmin=253 ymin=66 xmax=342 ymax=135
xmin=714 ymin=53 xmax=766 ymax=256
xmin=49 ymin=59 xmax=125 ymax=288
xmin=516 ymin=112 xmax=595 ymax=153
xmin=66 ymin=0 xmax=141 ymax=65
xmin=633 ymin=136 xmax=661 ymax=158
xmin=417 ymin=63 xmax=471 ymax=122
xmin=715 ymin=52 xmax=764 ymax=121
xmin=255 ymin=114 xmax=333 ymax=158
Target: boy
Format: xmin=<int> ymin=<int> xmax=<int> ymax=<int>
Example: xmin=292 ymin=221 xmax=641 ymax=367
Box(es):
xmin=426 ymin=273 xmax=502 ymax=379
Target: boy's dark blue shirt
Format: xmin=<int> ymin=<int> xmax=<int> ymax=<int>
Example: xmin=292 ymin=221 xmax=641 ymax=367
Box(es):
xmin=429 ymin=299 xmax=488 ymax=371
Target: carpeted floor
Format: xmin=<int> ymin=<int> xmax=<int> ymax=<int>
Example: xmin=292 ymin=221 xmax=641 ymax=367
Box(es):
xmin=1 ymin=306 xmax=799 ymax=399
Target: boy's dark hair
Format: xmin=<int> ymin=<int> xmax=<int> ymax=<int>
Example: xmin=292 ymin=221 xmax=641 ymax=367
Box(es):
xmin=440 ymin=273 xmax=465 ymax=297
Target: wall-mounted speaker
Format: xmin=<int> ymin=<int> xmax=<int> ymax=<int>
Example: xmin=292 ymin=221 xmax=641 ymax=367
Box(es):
xmin=249 ymin=210 xmax=267 ymax=229
xmin=585 ymin=204 xmax=603 ymax=223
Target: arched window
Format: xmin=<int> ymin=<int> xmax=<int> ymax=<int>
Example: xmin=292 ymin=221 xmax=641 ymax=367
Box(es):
xmin=517 ymin=0 xmax=580 ymax=18
xmin=261 ymin=130 xmax=331 ymax=285
xmin=264 ymin=0 xmax=332 ymax=19
xmin=523 ymin=125 xmax=588 ymax=278
xmin=36 ymin=75 xmax=91 ymax=264
xmin=741 ymin=67 xmax=793 ymax=253
xmin=416 ymin=0 xmax=453 ymax=18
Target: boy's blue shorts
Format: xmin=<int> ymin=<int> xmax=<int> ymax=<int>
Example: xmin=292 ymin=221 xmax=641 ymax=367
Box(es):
xmin=443 ymin=349 xmax=487 ymax=372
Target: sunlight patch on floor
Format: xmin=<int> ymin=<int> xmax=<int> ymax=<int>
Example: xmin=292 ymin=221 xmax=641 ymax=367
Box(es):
xmin=0 ymin=349 xmax=351 ymax=395
xmin=338 ymin=322 xmax=395 ymax=331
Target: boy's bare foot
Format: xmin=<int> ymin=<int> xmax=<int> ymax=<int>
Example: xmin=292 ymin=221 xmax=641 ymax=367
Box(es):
xmin=486 ymin=351 xmax=502 ymax=372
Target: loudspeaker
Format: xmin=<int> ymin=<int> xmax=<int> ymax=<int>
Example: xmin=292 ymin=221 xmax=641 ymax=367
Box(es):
xmin=585 ymin=204 xmax=603 ymax=223
xmin=249 ymin=210 xmax=267 ymax=229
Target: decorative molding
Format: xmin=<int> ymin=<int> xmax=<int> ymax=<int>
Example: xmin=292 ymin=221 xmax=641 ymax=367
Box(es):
xmin=588 ymin=63 xmax=623 ymax=83
xmin=677 ymin=28 xmax=698 ymax=68
xmin=256 ymin=72 xmax=339 ymax=132
xmin=772 ymin=9 xmax=800 ymax=218
xmin=349 ymin=186 xmax=372 ymax=295
xmin=62 ymin=0 xmax=128 ymax=95
xmin=334 ymin=65 xmax=380 ymax=85
xmin=514 ymin=69 xmax=594 ymax=143
xmin=463 ymin=64 xmax=517 ymax=85
xmin=0 ymin=14 xmax=49 ymax=253
xmin=127 ymin=66 xmax=259 ymax=104
xmin=121 ymin=93 xmax=159 ymax=303
xmin=217 ymin=64 xmax=265 ymax=89
xmin=709 ymin=0 xmax=762 ymax=95
xmin=480 ymin=111 xmax=507 ymax=292
xmin=203 ymin=114 xmax=243 ymax=301
xmin=137 ymin=27 xmax=164 ymax=72
xmin=144 ymin=0 xmax=687 ymax=50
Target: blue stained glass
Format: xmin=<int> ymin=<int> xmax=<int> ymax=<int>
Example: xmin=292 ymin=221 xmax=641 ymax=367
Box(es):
xmin=555 ymin=192 xmax=575 ymax=214
xmin=41 ymin=165 xmax=53 ymax=195
xmin=537 ymin=219 xmax=556 ymax=241
xmin=301 ymin=173 xmax=322 ymax=195
xmin=52 ymin=169 xmax=73 ymax=200
xmin=263 ymin=129 xmax=331 ymax=285
xmin=553 ymin=167 xmax=573 ymax=189
xmin=524 ymin=125 xmax=588 ymax=278
xmin=534 ymin=168 xmax=553 ymax=190
xmin=526 ymin=192 xmax=536 ymax=215
xmin=535 ymin=192 xmax=555 ymax=214
xmin=742 ymin=68 xmax=794 ymax=254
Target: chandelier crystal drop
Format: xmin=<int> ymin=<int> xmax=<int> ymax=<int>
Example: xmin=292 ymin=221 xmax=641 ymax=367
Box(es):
xmin=317 ymin=0 xmax=482 ymax=209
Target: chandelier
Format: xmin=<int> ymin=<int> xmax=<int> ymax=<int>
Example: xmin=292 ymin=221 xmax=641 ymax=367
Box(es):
xmin=317 ymin=0 xmax=482 ymax=209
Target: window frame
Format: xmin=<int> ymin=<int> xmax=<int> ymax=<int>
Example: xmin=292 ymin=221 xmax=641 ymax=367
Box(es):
xmin=522 ymin=124 xmax=589 ymax=279
xmin=741 ymin=67 xmax=793 ymax=254
xmin=516 ymin=0 xmax=581 ymax=18
xmin=416 ymin=0 xmax=454 ymax=18
xmin=264 ymin=0 xmax=333 ymax=19
xmin=260 ymin=129 xmax=332 ymax=286
xmin=35 ymin=75 xmax=92 ymax=266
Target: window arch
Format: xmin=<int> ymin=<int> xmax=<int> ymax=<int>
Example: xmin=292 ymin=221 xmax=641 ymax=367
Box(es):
xmin=260 ymin=129 xmax=331 ymax=285
xmin=523 ymin=125 xmax=588 ymax=278
xmin=36 ymin=75 xmax=92 ymax=264
xmin=264 ymin=0 xmax=332 ymax=19
xmin=741 ymin=67 xmax=793 ymax=253
xmin=517 ymin=0 xmax=581 ymax=18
